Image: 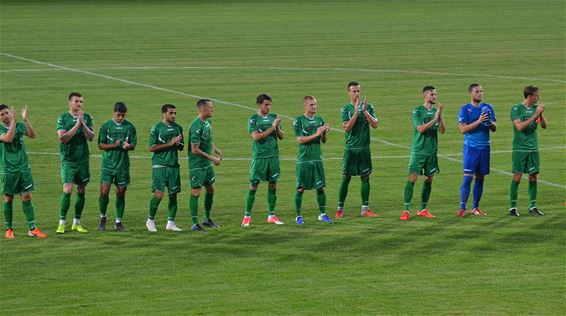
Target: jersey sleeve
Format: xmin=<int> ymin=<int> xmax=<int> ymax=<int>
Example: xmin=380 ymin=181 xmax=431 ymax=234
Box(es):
xmin=56 ymin=114 xmax=66 ymax=131
xmin=293 ymin=118 xmax=302 ymax=137
xmin=18 ymin=122 xmax=28 ymax=136
xmin=248 ymin=116 xmax=259 ymax=134
xmin=488 ymin=104 xmax=497 ymax=121
xmin=510 ymin=106 xmax=520 ymax=121
xmin=189 ymin=122 xmax=201 ymax=144
xmin=85 ymin=113 xmax=94 ymax=130
xmin=149 ymin=125 xmax=158 ymax=147
xmin=457 ymin=106 xmax=467 ymax=124
xmin=366 ymin=103 xmax=378 ymax=121
xmin=128 ymin=123 xmax=137 ymax=146
xmin=340 ymin=106 xmax=350 ymax=122
xmin=98 ymin=122 xmax=107 ymax=145
xmin=412 ymin=108 xmax=423 ymax=128
xmin=178 ymin=125 xmax=184 ymax=145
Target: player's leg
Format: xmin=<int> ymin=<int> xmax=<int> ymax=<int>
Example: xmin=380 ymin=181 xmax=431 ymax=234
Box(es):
xmin=266 ymin=157 xmax=280 ymax=219
xmin=266 ymin=181 xmax=283 ymax=224
xmin=295 ymin=187 xmax=304 ymax=224
xmin=3 ymin=193 xmax=14 ymax=239
xmin=243 ymin=159 xmax=262 ymax=225
xmin=71 ymin=162 xmax=89 ymax=233
xmin=359 ymin=148 xmax=376 ymax=217
xmin=147 ymin=168 xmax=166 ymax=232
xmin=337 ymin=149 xmax=354 ymax=217
xmin=202 ymin=182 xmax=218 ymax=229
xmin=509 ymin=150 xmax=527 ymax=216
xmin=294 ymin=162 xmax=305 ymax=223
xmin=314 ymin=161 xmax=330 ymax=222
xmin=401 ymin=173 xmax=418 ymax=220
xmin=527 ymin=152 xmax=543 ymax=215
xmin=98 ymin=180 xmax=111 ymax=231
xmin=471 ymin=147 xmax=489 ymax=215
xmin=459 ymin=145 xmax=476 ymax=216
xmin=418 ymin=175 xmax=435 ymax=218
xmin=114 ymin=183 xmax=128 ymax=231
xmin=165 ymin=167 xmax=182 ymax=231
xmin=57 ymin=162 xmax=75 ymax=233
xmin=22 ymin=191 xmax=47 ymax=238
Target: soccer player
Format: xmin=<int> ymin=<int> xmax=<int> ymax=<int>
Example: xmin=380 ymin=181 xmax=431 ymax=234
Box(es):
xmin=400 ymin=86 xmax=445 ymax=220
xmin=56 ymin=92 xmax=95 ymax=234
xmin=336 ymin=81 xmax=379 ymax=219
xmin=187 ymin=99 xmax=223 ymax=233
xmin=293 ymin=96 xmax=332 ymax=224
xmin=241 ymin=94 xmax=284 ymax=226
xmin=146 ymin=104 xmax=184 ymax=232
xmin=509 ymin=85 xmax=547 ymax=217
xmin=97 ymin=102 xmax=137 ymax=232
xmin=456 ymin=84 xmax=497 ymax=217
xmin=0 ymin=104 xmax=47 ymax=239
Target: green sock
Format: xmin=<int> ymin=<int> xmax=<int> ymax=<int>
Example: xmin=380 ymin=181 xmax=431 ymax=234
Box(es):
xmin=116 ymin=195 xmax=125 ymax=221
xmin=167 ymin=195 xmax=178 ymax=221
xmin=244 ymin=189 xmax=256 ymax=216
xmin=59 ymin=192 xmax=71 ymax=220
xmin=360 ymin=177 xmax=370 ymax=206
xmin=204 ymin=192 xmax=213 ymax=220
xmin=22 ymin=200 xmax=36 ymax=229
xmin=528 ymin=181 xmax=537 ymax=208
xmin=295 ymin=190 xmax=304 ymax=216
xmin=420 ymin=181 xmax=432 ymax=210
xmin=317 ymin=189 xmax=326 ymax=214
xmin=4 ymin=200 xmax=13 ymax=229
xmin=403 ymin=181 xmax=415 ymax=211
xmin=74 ymin=193 xmax=85 ymax=220
xmin=148 ymin=197 xmax=161 ymax=220
xmin=510 ymin=180 xmax=519 ymax=208
xmin=190 ymin=194 xmax=199 ymax=225
xmin=99 ymin=195 xmax=109 ymax=217
xmin=338 ymin=175 xmax=351 ymax=209
xmin=267 ymin=187 xmax=277 ymax=216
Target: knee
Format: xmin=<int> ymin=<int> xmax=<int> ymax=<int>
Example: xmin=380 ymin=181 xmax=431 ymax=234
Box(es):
xmin=21 ymin=193 xmax=32 ymax=202
xmin=297 ymin=187 xmax=304 ymax=193
xmin=268 ymin=182 xmax=277 ymax=190
xmin=424 ymin=176 xmax=433 ymax=183
xmin=513 ymin=173 xmax=522 ymax=182
xmin=528 ymin=174 xmax=538 ymax=182
xmin=4 ymin=195 xmax=13 ymax=203
xmin=407 ymin=173 xmax=418 ymax=183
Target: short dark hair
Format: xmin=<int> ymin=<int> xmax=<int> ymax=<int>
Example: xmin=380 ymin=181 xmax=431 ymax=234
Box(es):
xmin=256 ymin=94 xmax=272 ymax=105
xmin=524 ymin=85 xmax=539 ymax=98
xmin=423 ymin=85 xmax=436 ymax=93
xmin=68 ymin=92 xmax=82 ymax=100
xmin=468 ymin=83 xmax=481 ymax=93
xmin=347 ymin=81 xmax=360 ymax=90
xmin=0 ymin=104 xmax=8 ymax=111
xmin=161 ymin=104 xmax=176 ymax=113
xmin=114 ymin=101 xmax=127 ymax=113
xmin=196 ymin=99 xmax=211 ymax=108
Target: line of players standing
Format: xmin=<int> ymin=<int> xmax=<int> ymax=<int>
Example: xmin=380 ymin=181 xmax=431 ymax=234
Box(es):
xmin=0 ymin=82 xmax=548 ymax=238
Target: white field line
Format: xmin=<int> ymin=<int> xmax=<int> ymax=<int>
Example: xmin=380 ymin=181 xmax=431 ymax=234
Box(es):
xmin=1 ymin=64 xmax=565 ymax=84
xmin=2 ymin=52 xmax=565 ymax=189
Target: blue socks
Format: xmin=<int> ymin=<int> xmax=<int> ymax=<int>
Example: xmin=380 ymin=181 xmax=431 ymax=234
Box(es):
xmin=472 ymin=178 xmax=484 ymax=209
xmin=459 ymin=176 xmax=473 ymax=210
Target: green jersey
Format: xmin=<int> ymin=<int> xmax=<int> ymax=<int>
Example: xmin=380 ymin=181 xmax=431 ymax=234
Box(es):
xmin=511 ymin=103 xmax=539 ymax=151
xmin=293 ymin=114 xmax=325 ymax=162
xmin=340 ymin=102 xmax=377 ymax=149
xmin=248 ymin=113 xmax=280 ymax=159
xmin=98 ymin=119 xmax=137 ymax=171
xmin=0 ymin=122 xmax=29 ymax=173
xmin=410 ymin=105 xmax=439 ymax=155
xmin=56 ymin=112 xmax=94 ymax=164
xmin=149 ymin=122 xmax=183 ymax=167
xmin=188 ymin=116 xmax=213 ymax=169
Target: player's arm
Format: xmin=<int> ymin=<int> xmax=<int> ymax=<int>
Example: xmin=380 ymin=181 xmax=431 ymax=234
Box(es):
xmin=513 ymin=105 xmax=544 ymax=132
xmin=488 ymin=120 xmax=497 ymax=132
xmin=191 ymin=142 xmax=221 ymax=166
xmin=20 ymin=105 xmax=36 ymax=139
xmin=362 ymin=100 xmax=378 ymax=129
xmin=81 ymin=114 xmax=95 ymax=141
xmin=149 ymin=135 xmax=182 ymax=152
xmin=296 ymin=124 xmax=329 ymax=144
xmin=123 ymin=126 xmax=137 ymax=151
xmin=212 ymin=143 xmax=223 ymax=160
xmin=251 ymin=116 xmax=282 ymax=141
xmin=343 ymin=101 xmax=360 ymax=132
xmin=321 ymin=123 xmax=329 ymax=143
xmin=539 ymin=113 xmax=547 ymax=129
xmin=0 ymin=109 xmax=17 ymax=143
xmin=459 ymin=113 xmax=488 ymax=134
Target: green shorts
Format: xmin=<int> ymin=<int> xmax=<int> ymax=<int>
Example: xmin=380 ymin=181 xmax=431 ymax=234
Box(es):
xmin=512 ymin=150 xmax=540 ymax=174
xmin=296 ymin=161 xmax=325 ymax=190
xmin=152 ymin=166 xmax=181 ymax=193
xmin=189 ymin=165 xmax=216 ymax=189
xmin=61 ymin=161 xmax=90 ymax=185
xmin=250 ymin=157 xmax=280 ymax=183
xmin=2 ymin=168 xmax=34 ymax=195
xmin=342 ymin=147 xmax=372 ymax=176
xmin=408 ymin=153 xmax=439 ymax=176
xmin=100 ymin=168 xmax=130 ymax=188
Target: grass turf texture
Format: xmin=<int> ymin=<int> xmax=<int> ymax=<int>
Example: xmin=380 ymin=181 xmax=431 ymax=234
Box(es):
xmin=1 ymin=0 xmax=565 ymax=314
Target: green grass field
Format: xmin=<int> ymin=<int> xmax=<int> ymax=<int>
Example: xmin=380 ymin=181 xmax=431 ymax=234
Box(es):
xmin=1 ymin=0 xmax=565 ymax=314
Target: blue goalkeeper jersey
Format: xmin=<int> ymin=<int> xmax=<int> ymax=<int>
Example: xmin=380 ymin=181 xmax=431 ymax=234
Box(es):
xmin=458 ymin=102 xmax=496 ymax=149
